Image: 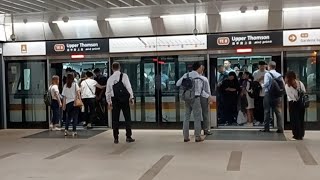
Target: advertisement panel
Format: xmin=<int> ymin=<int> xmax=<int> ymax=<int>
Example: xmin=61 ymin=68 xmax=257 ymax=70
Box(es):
xmin=283 ymin=29 xmax=320 ymax=46
xmin=208 ymin=31 xmax=283 ymax=49
xmin=109 ymin=35 xmax=207 ymax=53
xmin=3 ymin=42 xmax=46 ymax=56
xmin=46 ymin=39 xmax=109 ymax=55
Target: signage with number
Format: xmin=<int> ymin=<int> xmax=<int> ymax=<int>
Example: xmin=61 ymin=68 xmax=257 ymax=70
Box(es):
xmin=208 ymin=31 xmax=283 ymax=49
xmin=46 ymin=39 xmax=109 ymax=55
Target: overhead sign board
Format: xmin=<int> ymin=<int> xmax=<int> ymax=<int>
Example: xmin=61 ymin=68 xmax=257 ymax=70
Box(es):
xmin=3 ymin=42 xmax=46 ymax=56
xmin=283 ymin=29 xmax=320 ymax=46
xmin=46 ymin=39 xmax=109 ymax=55
xmin=109 ymin=35 xmax=207 ymax=53
xmin=208 ymin=31 xmax=283 ymax=49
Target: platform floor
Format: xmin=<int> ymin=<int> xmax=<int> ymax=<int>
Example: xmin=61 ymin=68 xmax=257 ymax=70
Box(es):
xmin=0 ymin=129 xmax=320 ymax=180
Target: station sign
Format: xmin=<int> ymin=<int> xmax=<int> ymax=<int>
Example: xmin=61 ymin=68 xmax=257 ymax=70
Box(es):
xmin=3 ymin=42 xmax=46 ymax=56
xmin=46 ymin=39 xmax=109 ymax=55
xmin=207 ymin=31 xmax=283 ymax=49
xmin=283 ymin=29 xmax=320 ymax=46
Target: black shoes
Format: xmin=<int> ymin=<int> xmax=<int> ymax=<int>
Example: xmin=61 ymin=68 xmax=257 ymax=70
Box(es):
xmin=126 ymin=137 xmax=135 ymax=143
xmin=184 ymin=138 xmax=190 ymax=142
xmin=195 ymin=138 xmax=205 ymax=142
xmin=259 ymin=129 xmax=270 ymax=132
xmin=114 ymin=137 xmax=136 ymax=144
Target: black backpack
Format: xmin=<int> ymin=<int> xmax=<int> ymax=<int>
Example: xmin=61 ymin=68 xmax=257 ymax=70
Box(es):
xmin=44 ymin=85 xmax=52 ymax=106
xmin=113 ymin=73 xmax=130 ymax=103
xmin=269 ymin=72 xmax=285 ymax=98
xmin=246 ymin=81 xmax=255 ymax=99
xmin=251 ymin=81 xmax=262 ymax=99
xmin=180 ymin=73 xmax=203 ymax=102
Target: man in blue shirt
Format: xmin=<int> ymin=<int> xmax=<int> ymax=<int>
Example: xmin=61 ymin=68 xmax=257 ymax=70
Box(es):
xmin=260 ymin=61 xmax=284 ymax=133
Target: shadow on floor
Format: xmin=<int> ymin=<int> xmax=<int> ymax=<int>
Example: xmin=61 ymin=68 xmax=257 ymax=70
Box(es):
xmin=205 ymin=130 xmax=287 ymax=141
xmin=23 ymin=130 xmax=107 ymax=139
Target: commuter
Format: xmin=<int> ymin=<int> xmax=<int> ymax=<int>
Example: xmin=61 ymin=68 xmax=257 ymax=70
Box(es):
xmin=220 ymin=72 xmax=240 ymax=125
xmin=260 ymin=61 xmax=284 ymax=133
xmin=285 ymin=71 xmax=306 ymax=140
xmin=94 ymin=68 xmax=108 ymax=125
xmin=217 ymin=65 xmax=228 ymax=124
xmin=106 ymin=62 xmax=135 ymax=144
xmin=224 ymin=60 xmax=234 ymax=73
xmin=176 ymin=62 xmax=211 ymax=142
xmin=253 ymin=61 xmax=267 ymax=125
xmin=242 ymin=72 xmax=254 ymax=126
xmin=62 ymin=67 xmax=74 ymax=124
xmin=62 ymin=73 xmax=81 ymax=136
xmin=49 ymin=75 xmax=62 ymax=131
xmin=80 ymin=71 xmax=105 ymax=129
xmin=200 ymin=65 xmax=213 ymax=135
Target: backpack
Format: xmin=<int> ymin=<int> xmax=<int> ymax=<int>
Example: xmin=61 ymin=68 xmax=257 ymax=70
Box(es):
xmin=246 ymin=80 xmax=255 ymax=99
xmin=180 ymin=73 xmax=203 ymax=102
xmin=297 ymin=81 xmax=310 ymax=108
xmin=44 ymin=85 xmax=52 ymax=106
xmin=268 ymin=72 xmax=285 ymax=99
xmin=113 ymin=73 xmax=130 ymax=103
xmin=251 ymin=81 xmax=262 ymax=99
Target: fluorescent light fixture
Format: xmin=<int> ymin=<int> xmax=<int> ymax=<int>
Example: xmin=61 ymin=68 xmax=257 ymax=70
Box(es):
xmin=283 ymin=6 xmax=320 ymax=12
xmin=52 ymin=19 xmax=95 ymax=24
xmin=105 ymin=17 xmax=149 ymax=21
xmin=219 ymin=9 xmax=269 ymax=16
xmin=237 ymin=48 xmax=253 ymax=53
xmin=160 ymin=13 xmax=206 ymax=18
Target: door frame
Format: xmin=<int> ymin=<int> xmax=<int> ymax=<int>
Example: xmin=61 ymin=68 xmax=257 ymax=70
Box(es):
xmin=5 ymin=59 xmax=48 ymax=129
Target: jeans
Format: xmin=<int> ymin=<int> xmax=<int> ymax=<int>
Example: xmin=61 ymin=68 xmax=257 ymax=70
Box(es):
xmin=51 ymin=100 xmax=60 ymax=125
xmin=263 ymin=93 xmax=282 ymax=131
xmin=289 ymin=101 xmax=305 ymax=139
xmin=65 ymin=102 xmax=79 ymax=132
xmin=111 ymin=98 xmax=132 ymax=139
xmin=184 ymin=97 xmax=202 ymax=140
xmin=82 ymin=98 xmax=96 ymax=125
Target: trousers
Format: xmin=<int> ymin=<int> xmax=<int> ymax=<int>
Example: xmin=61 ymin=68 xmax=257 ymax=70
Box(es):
xmin=263 ymin=93 xmax=283 ymax=131
xmin=111 ymin=98 xmax=132 ymax=139
xmin=184 ymin=97 xmax=202 ymax=140
xmin=200 ymin=97 xmax=210 ymax=132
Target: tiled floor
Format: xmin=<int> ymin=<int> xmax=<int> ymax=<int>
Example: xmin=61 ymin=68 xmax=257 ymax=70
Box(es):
xmin=0 ymin=129 xmax=320 ymax=180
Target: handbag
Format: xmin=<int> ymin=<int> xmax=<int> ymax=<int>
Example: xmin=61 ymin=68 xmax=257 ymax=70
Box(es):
xmin=73 ymin=83 xmax=83 ymax=107
xmin=297 ymin=81 xmax=309 ymax=108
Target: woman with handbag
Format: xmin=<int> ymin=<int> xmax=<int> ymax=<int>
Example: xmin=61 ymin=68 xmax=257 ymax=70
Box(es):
xmin=285 ymin=71 xmax=306 ymax=140
xmin=62 ymin=73 xmax=82 ymax=136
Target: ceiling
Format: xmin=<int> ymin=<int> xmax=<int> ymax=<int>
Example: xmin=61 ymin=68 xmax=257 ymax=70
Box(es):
xmin=0 ymin=0 xmax=320 ymax=22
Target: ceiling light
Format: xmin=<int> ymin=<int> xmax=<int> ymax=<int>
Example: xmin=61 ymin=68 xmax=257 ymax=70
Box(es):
xmin=219 ymin=9 xmax=269 ymax=16
xmin=283 ymin=6 xmax=320 ymax=12
xmin=52 ymin=19 xmax=95 ymax=24
xmin=160 ymin=13 xmax=206 ymax=18
xmin=105 ymin=17 xmax=149 ymax=21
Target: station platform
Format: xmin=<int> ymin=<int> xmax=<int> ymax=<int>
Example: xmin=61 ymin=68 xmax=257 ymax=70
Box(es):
xmin=0 ymin=129 xmax=319 ymax=180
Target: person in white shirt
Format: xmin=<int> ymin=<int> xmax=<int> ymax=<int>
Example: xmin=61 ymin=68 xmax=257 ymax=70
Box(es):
xmin=80 ymin=71 xmax=105 ymax=129
xmin=62 ymin=74 xmax=81 ymax=136
xmin=285 ymin=71 xmax=306 ymax=140
xmin=106 ymin=62 xmax=135 ymax=144
xmin=224 ymin=60 xmax=234 ymax=73
xmin=49 ymin=75 xmax=62 ymax=131
xmin=253 ymin=61 xmax=267 ymax=125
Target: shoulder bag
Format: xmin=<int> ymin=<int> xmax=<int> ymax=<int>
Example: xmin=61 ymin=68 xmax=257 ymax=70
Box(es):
xmin=297 ymin=81 xmax=309 ymax=108
xmin=74 ymin=83 xmax=83 ymax=107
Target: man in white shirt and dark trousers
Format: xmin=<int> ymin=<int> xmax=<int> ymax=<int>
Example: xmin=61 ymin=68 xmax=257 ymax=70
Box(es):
xmin=260 ymin=61 xmax=284 ymax=133
xmin=80 ymin=71 xmax=105 ymax=129
xmin=106 ymin=62 xmax=135 ymax=144
xmin=176 ymin=62 xmax=212 ymax=142
xmin=253 ymin=61 xmax=267 ymax=125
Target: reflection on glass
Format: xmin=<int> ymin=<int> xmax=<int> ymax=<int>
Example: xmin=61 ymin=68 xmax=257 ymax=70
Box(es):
xmin=24 ymin=69 xmax=31 ymax=90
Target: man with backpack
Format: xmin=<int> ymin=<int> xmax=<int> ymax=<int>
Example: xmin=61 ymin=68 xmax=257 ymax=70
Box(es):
xmin=106 ymin=62 xmax=135 ymax=144
xmin=260 ymin=61 xmax=285 ymax=133
xmin=176 ymin=62 xmax=212 ymax=142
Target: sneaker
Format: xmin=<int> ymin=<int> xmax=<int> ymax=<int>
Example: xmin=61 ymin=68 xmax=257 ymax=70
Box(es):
xmin=49 ymin=124 xmax=54 ymax=131
xmin=86 ymin=123 xmax=93 ymax=129
xmin=254 ymin=122 xmax=261 ymax=126
xmin=290 ymin=137 xmax=297 ymax=141
xmin=184 ymin=138 xmax=190 ymax=142
xmin=204 ymin=131 xmax=213 ymax=135
xmin=245 ymin=123 xmax=254 ymax=127
xmin=195 ymin=137 xmax=204 ymax=142
xmin=64 ymin=130 xmax=69 ymax=136
xmin=126 ymin=137 xmax=135 ymax=143
xmin=72 ymin=132 xmax=77 ymax=137
xmin=52 ymin=127 xmax=61 ymax=131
